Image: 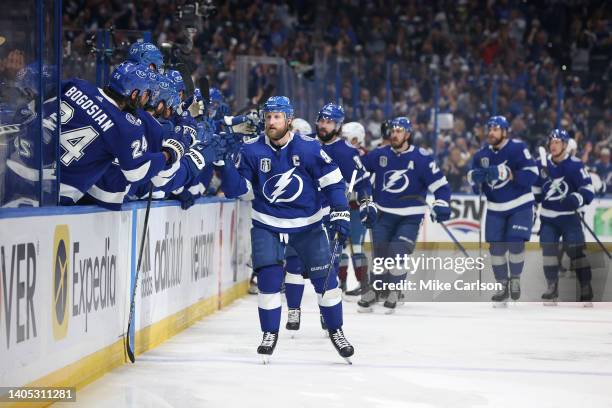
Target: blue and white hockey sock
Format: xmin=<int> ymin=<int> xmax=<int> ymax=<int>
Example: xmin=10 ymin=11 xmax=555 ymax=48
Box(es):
xmin=284 ymin=257 xmax=305 ymax=309
xmin=311 ymin=275 xmax=343 ymax=331
xmin=489 ymin=243 xmax=509 ymax=282
xmin=507 ymin=241 xmax=525 ymax=278
xmin=257 ymin=265 xmax=284 ymax=333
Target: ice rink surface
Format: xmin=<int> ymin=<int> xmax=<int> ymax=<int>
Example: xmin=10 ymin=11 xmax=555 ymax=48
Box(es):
xmin=56 ymin=290 xmax=612 ymax=408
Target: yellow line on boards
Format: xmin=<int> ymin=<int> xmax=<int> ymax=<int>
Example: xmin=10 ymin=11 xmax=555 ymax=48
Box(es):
xmin=1 ymin=280 xmax=250 ymax=408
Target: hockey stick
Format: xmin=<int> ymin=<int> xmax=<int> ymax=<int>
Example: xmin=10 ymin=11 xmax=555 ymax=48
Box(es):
xmin=577 ymin=211 xmax=611 ymax=259
xmin=125 ymin=183 xmax=153 ymax=363
xmin=322 ymin=169 xmax=357 ymax=298
xmin=538 ymin=147 xmax=611 ymax=260
xmin=478 ymin=187 xmax=483 ymax=284
xmin=398 ymin=195 xmax=470 ymax=258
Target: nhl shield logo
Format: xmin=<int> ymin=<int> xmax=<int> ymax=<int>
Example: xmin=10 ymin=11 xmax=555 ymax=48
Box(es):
xmin=379 ymin=156 xmax=388 ymax=167
xmin=480 ymin=157 xmax=489 ymax=168
xmin=260 ymin=158 xmax=272 ymax=173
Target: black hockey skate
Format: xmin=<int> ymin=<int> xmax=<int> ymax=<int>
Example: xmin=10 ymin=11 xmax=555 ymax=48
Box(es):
xmin=542 ymin=281 xmax=558 ymax=306
xmin=580 ymin=282 xmax=593 ymax=307
xmin=328 ymin=328 xmax=354 ymax=364
xmin=492 ymin=281 xmax=509 ymax=307
xmin=345 ymin=284 xmax=363 ymax=297
xmin=257 ymin=332 xmax=278 ymax=364
xmin=510 ymin=277 xmax=521 ymax=301
xmin=357 ymin=286 xmax=376 ymax=313
xmin=383 ymin=290 xmax=399 ymax=314
xmin=286 ymin=308 xmax=301 ymax=332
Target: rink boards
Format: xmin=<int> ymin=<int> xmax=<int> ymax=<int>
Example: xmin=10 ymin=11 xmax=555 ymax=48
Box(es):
xmin=420 ymin=194 xmax=612 ymax=244
xmin=0 ymin=199 xmax=252 ymax=406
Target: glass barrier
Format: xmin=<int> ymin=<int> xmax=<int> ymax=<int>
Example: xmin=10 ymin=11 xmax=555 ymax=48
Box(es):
xmin=0 ymin=0 xmax=61 ymax=207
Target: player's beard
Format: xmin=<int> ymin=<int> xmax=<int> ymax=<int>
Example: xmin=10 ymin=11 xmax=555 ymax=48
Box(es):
xmin=266 ymin=123 xmax=289 ymax=142
xmin=316 ymin=126 xmax=336 ymax=143
xmin=487 ymin=131 xmax=505 ymax=149
xmin=390 ymin=134 xmax=409 ymax=150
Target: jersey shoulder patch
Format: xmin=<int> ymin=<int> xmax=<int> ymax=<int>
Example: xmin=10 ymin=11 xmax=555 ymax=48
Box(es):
xmin=419 ymin=147 xmax=432 ymax=156
xmin=244 ymin=135 xmax=260 ymax=144
xmin=299 ymin=134 xmax=316 ymax=142
xmin=570 ymin=155 xmax=582 ymax=163
xmin=125 ymin=113 xmax=142 ymax=126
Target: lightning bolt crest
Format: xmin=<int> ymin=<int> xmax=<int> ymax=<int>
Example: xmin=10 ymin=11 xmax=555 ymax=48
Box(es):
xmin=383 ymin=169 xmax=408 ymax=192
xmin=270 ymin=168 xmax=296 ymax=203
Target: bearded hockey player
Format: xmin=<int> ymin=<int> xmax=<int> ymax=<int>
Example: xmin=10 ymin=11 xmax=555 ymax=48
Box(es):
xmin=218 ymin=96 xmax=355 ymax=363
xmin=358 ymin=117 xmax=451 ymax=313
xmin=468 ymin=115 xmax=538 ymax=306
xmin=283 ymin=104 xmax=375 ymax=334
xmin=534 ymin=129 xmax=595 ymax=304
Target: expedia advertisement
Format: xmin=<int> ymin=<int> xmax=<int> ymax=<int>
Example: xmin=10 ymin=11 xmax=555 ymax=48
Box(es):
xmin=0 ymin=211 xmax=132 ymax=389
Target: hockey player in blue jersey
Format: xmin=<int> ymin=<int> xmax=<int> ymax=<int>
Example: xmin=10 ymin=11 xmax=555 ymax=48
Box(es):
xmin=83 ymin=66 xmax=222 ymax=209
xmin=283 ymin=103 xmax=375 ymax=333
xmin=218 ymin=96 xmax=355 ymax=363
xmin=57 ymin=62 xmax=178 ymax=205
xmin=467 ymin=115 xmax=539 ymax=305
xmin=358 ymin=117 xmax=452 ymax=313
xmin=533 ymin=129 xmax=595 ymax=304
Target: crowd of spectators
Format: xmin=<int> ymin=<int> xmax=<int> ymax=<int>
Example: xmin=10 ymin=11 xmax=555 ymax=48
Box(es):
xmin=2 ymin=0 xmax=610 ymax=197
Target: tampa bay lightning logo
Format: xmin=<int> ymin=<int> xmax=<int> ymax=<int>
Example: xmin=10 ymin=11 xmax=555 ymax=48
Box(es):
xmin=543 ymin=177 xmax=569 ymax=201
xmin=487 ymin=160 xmax=511 ymax=190
xmin=263 ymin=168 xmax=304 ymax=203
xmin=382 ymin=169 xmax=409 ymax=193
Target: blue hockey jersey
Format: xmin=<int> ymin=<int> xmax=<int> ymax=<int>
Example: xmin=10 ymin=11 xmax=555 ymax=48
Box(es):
xmin=320 ymin=138 xmax=372 ymax=205
xmin=533 ymin=154 xmax=594 ymax=219
xmin=361 ymin=145 xmax=451 ymax=218
xmin=86 ymin=109 xmax=191 ymax=209
xmin=470 ymin=139 xmax=538 ymax=215
xmin=58 ymin=79 xmax=167 ymax=204
xmin=220 ymin=132 xmax=347 ymax=233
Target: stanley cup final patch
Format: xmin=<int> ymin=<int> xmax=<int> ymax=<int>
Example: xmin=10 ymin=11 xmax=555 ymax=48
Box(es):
xmin=260 ymin=158 xmax=271 ymax=173
xmin=379 ymin=156 xmax=388 ymax=167
xmin=480 ymin=157 xmax=489 ymax=168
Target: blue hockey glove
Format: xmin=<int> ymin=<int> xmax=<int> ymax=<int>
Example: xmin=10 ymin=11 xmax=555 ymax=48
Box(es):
xmin=184 ymin=137 xmax=224 ymax=175
xmin=485 ymin=163 xmax=511 ymax=182
xmin=565 ymin=192 xmax=583 ymax=210
xmin=430 ymin=200 xmax=451 ymax=223
xmin=359 ymin=198 xmax=377 ymax=228
xmin=329 ymin=207 xmax=351 ymax=244
xmin=174 ymin=188 xmax=196 ymax=210
xmin=468 ymin=168 xmax=488 ymax=184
